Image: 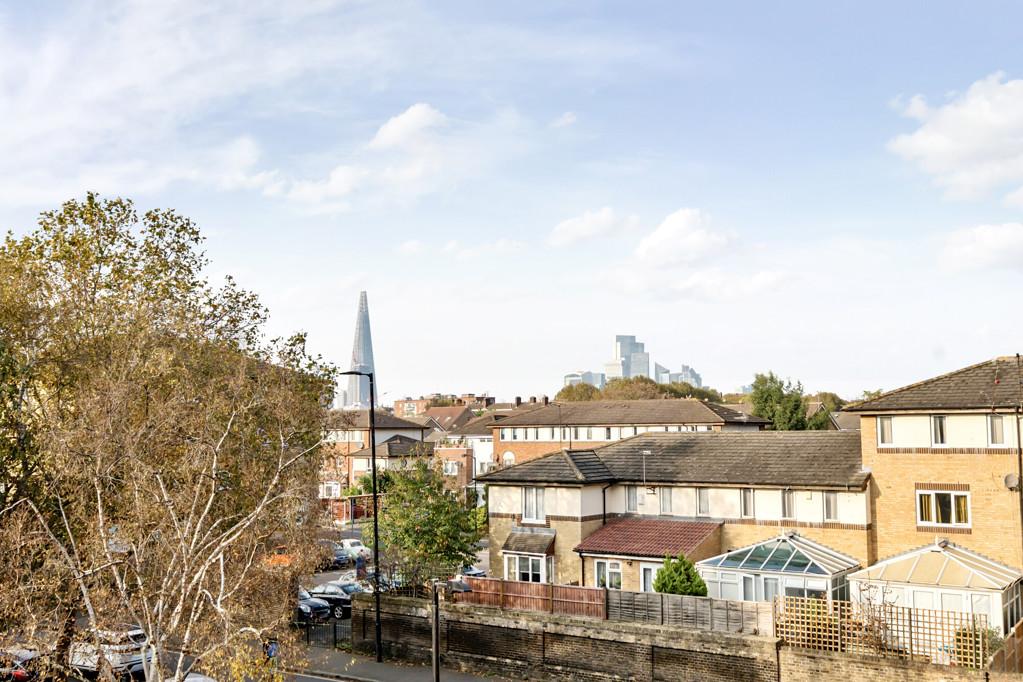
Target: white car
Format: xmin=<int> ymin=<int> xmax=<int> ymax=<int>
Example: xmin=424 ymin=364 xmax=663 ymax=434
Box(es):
xmin=340 ymin=538 xmax=370 ymax=558
xmin=70 ymin=624 xmax=152 ymax=676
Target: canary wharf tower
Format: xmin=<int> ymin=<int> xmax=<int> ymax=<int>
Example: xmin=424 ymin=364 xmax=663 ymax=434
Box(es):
xmin=345 ymin=291 xmax=375 ymax=408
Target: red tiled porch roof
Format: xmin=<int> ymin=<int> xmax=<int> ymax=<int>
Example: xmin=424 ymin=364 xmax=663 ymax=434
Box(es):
xmin=574 ymin=518 xmax=720 ymax=559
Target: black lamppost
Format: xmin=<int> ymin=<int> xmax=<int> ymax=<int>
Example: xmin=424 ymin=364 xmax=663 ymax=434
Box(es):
xmin=339 ymin=370 xmax=382 ymax=662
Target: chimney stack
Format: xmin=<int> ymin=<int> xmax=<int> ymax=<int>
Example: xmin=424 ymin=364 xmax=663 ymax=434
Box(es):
xmin=514 ymin=396 xmax=522 ymax=407
xmin=543 ymin=396 xmax=549 ymax=406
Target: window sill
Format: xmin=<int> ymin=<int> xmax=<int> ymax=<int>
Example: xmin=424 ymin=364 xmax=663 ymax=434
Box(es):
xmin=916 ymin=525 xmax=971 ymax=535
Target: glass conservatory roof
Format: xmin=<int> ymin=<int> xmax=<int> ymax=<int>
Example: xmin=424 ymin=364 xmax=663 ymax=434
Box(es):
xmin=697 ymin=533 xmax=859 ymax=577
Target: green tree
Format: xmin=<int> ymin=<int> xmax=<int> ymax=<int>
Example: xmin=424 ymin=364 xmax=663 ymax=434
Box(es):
xmin=750 ymin=372 xmax=808 ymax=430
xmin=376 ymin=459 xmax=479 ymax=578
xmin=555 ymin=383 xmax=601 ymax=401
xmin=601 ymin=376 xmax=663 ymax=400
xmin=809 ymin=391 xmax=846 ymax=412
xmin=661 ymin=382 xmax=723 ymax=402
xmin=860 ymin=388 xmax=883 ymax=401
xmin=652 ymin=553 xmax=707 ymax=596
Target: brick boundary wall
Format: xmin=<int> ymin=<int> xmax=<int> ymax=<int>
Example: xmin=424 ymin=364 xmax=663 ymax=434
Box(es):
xmin=352 ymin=595 xmax=1021 ymax=681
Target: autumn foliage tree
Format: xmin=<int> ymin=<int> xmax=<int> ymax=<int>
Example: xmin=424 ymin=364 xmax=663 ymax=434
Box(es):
xmin=0 ymin=195 xmax=334 ymax=682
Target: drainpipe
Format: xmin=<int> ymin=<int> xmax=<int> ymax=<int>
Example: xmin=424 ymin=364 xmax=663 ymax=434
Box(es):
xmin=601 ymin=482 xmax=613 ymax=525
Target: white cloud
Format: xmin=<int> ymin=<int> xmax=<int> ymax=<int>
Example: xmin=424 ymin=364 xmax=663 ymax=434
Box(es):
xmin=550 ymin=111 xmax=577 ymax=128
xmin=940 ymin=222 xmax=1023 ymax=271
xmin=889 ymin=72 xmax=1023 ymax=202
xmin=547 ymin=207 xmax=638 ymax=247
xmin=633 ymin=208 xmax=729 ymax=267
xmin=369 ymin=103 xmax=448 ymax=150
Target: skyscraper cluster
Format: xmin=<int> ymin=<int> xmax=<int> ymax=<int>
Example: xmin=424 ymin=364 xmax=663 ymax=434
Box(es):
xmin=563 ymin=335 xmax=702 ymax=389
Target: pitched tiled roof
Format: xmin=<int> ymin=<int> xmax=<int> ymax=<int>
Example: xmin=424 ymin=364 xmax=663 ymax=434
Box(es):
xmin=503 ymin=530 xmax=555 ymax=555
xmin=328 ymin=409 xmax=428 ymax=431
xmin=847 ymin=357 xmax=1023 ymax=412
xmin=489 ymin=399 xmax=768 ymax=428
xmin=832 ymin=412 xmax=860 ymax=430
xmin=574 ymin=518 xmax=720 ymax=558
xmin=479 ymin=431 xmax=867 ymax=489
xmin=349 ymin=435 xmax=433 ymax=459
xmin=423 ymin=406 xmax=474 ymax=431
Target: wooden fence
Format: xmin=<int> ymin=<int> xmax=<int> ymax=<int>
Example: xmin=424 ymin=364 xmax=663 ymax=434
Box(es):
xmin=988 ymin=618 xmax=1023 ymax=672
xmin=606 ymin=590 xmax=771 ymax=635
xmin=456 ymin=577 xmax=606 ymax=618
xmin=774 ymin=596 xmax=991 ymax=668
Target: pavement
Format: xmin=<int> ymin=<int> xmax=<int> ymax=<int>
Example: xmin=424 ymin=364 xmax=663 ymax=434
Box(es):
xmin=291 ymin=648 xmax=507 ymax=682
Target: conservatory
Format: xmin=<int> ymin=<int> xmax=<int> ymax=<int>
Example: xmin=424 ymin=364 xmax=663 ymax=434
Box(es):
xmin=696 ymin=532 xmax=860 ymax=603
xmin=847 ymin=540 xmax=1023 ymax=636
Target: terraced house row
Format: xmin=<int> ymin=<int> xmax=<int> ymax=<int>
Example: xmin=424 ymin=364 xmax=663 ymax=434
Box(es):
xmin=478 ymin=356 xmax=1023 ymax=634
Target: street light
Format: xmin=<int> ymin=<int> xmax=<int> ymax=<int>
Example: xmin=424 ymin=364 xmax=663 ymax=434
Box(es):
xmin=339 ymin=370 xmax=383 ymax=663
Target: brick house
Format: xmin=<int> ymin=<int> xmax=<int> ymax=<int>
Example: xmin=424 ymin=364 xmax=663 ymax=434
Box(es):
xmin=319 ymin=410 xmax=428 ymax=517
xmin=490 ymin=399 xmax=768 ymax=467
xmin=478 ymin=431 xmax=870 ymax=588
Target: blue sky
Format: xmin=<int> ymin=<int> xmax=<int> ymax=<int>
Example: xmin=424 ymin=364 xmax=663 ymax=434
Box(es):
xmin=3 ymin=1 xmax=1023 ymax=402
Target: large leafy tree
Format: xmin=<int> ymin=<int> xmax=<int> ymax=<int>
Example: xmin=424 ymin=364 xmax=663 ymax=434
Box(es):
xmin=556 ymin=377 xmax=723 ymax=403
xmin=376 ymin=459 xmax=479 ymax=581
xmin=653 ymin=553 xmax=707 ymax=596
xmin=0 ymin=195 xmax=334 ymax=682
xmin=554 ymin=383 xmax=600 ymax=401
xmin=750 ymin=372 xmax=808 ymax=430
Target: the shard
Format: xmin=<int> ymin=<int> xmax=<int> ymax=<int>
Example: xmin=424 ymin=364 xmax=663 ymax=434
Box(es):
xmin=345 ymin=291 xmax=375 ymax=407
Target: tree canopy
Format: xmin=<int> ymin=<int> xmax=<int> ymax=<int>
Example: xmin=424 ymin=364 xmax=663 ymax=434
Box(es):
xmin=376 ymin=459 xmax=480 ymax=579
xmin=0 ymin=194 xmax=334 ymax=682
xmin=652 ymin=553 xmax=707 ymax=596
xmin=555 ymin=376 xmax=723 ymax=403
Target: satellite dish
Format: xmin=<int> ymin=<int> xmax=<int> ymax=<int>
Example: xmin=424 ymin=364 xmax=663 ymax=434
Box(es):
xmin=1004 ymin=473 xmax=1020 ymax=491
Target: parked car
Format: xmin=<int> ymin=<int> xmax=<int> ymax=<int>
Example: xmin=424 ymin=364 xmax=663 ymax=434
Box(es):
xmin=0 ymin=648 xmax=47 ymax=682
xmin=339 ymin=538 xmax=370 ymax=558
xmin=294 ymin=588 xmax=330 ymax=624
xmin=316 ymin=540 xmax=352 ymax=571
xmin=307 ymin=583 xmax=353 ymax=620
xmin=69 ymin=624 xmax=151 ymax=678
xmin=461 ymin=566 xmax=486 ymax=578
xmin=264 ymin=545 xmax=295 ymax=569
xmin=448 ymin=579 xmax=472 ymax=593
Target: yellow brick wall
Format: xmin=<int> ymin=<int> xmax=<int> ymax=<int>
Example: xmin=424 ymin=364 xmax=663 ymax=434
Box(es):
xmin=488 ymin=515 xmax=603 ymax=585
xmin=579 ymin=527 xmax=722 ymax=591
xmin=861 ymin=414 xmax=1023 ymax=570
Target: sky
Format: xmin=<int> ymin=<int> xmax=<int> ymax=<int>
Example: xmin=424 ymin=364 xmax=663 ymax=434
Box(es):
xmin=3 ymin=1 xmax=1023 ymax=403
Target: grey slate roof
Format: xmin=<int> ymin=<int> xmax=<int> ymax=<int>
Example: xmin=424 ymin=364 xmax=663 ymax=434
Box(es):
xmin=489 ymin=399 xmax=768 ymax=427
xmin=847 ymin=357 xmax=1023 ymax=412
xmin=328 ymin=409 xmax=428 ymax=431
xmin=479 ymin=431 xmax=867 ymax=489
xmin=503 ymin=530 xmax=556 ymax=555
xmin=349 ymin=435 xmax=433 ymax=459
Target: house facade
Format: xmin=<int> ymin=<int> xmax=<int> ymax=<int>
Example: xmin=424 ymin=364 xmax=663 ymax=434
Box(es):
xmin=491 ymin=399 xmax=768 ymax=467
xmin=479 ymin=431 xmax=871 ymax=589
xmin=847 ymin=356 xmax=1023 ymax=573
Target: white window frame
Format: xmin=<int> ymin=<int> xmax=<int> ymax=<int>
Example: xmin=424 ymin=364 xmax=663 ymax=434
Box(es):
xmin=990 ymin=414 xmax=1005 ymax=446
xmin=782 ymin=489 xmax=795 ymax=520
xmin=740 ymin=488 xmax=755 ymax=518
xmin=502 ymin=451 xmax=515 ymax=467
xmin=697 ymin=488 xmax=710 ymax=516
xmin=505 ymin=554 xmax=545 ymax=583
xmin=659 ymin=487 xmax=672 ymax=514
xmin=916 ymin=489 xmax=970 ymax=528
xmin=824 ymin=491 xmax=838 ymax=522
xmin=626 ymin=485 xmax=638 ymax=513
xmin=595 ymin=559 xmax=623 ymax=590
xmin=877 ymin=416 xmax=893 ymax=445
xmin=442 ymin=460 xmax=459 ymax=476
xmin=931 ymin=415 xmax=947 ymax=447
xmin=521 ymin=486 xmax=545 ymax=523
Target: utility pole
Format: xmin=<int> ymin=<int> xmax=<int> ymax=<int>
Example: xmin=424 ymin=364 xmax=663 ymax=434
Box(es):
xmin=432 ymin=580 xmax=442 ymax=682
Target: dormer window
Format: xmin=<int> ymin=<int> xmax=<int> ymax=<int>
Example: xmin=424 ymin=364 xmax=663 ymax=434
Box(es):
xmin=932 ymin=415 xmax=947 ymax=446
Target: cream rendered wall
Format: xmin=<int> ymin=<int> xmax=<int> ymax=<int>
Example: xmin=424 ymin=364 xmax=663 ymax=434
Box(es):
xmin=887 ymin=414 xmax=1019 ymax=448
xmin=489 ymin=485 xmax=519 ymax=513
xmin=708 ymin=488 xmax=741 ymax=518
xmin=889 ymin=415 xmax=930 ymax=447
xmin=755 ymin=489 xmax=783 ymax=520
xmin=487 ymin=485 xmax=582 ymax=517
xmin=580 ymin=486 xmax=605 ymax=517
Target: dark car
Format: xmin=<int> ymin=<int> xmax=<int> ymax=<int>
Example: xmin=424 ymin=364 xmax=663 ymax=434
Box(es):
xmin=461 ymin=566 xmax=486 ymax=578
xmin=316 ymin=540 xmax=353 ymax=571
xmin=0 ymin=648 xmax=46 ymax=682
xmin=307 ymin=583 xmax=353 ymax=620
xmin=294 ymin=588 xmax=330 ymax=624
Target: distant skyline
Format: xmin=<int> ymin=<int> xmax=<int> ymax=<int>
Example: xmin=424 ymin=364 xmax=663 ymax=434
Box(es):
xmin=3 ymin=3 xmax=1023 ymax=401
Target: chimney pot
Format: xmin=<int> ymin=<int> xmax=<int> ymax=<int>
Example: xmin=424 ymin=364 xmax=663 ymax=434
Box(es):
xmin=543 ymin=396 xmax=549 ymax=406
xmin=514 ymin=396 xmax=522 ymax=407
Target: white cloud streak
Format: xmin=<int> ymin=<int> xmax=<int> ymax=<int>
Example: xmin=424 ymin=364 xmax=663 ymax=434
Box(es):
xmin=547 ymin=207 xmax=638 ymax=247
